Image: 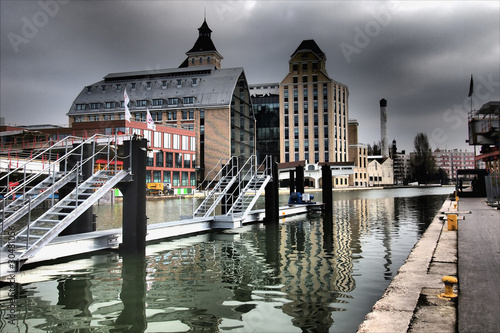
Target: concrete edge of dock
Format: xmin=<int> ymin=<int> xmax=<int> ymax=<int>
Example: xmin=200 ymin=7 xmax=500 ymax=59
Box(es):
xmin=357 ymin=197 xmax=458 ymax=333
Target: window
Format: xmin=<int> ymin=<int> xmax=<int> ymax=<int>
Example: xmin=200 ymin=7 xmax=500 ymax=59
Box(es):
xmin=191 ymin=172 xmax=196 ymax=186
xmin=175 ymin=153 xmax=182 ymax=168
xmin=153 ymin=99 xmax=163 ymax=106
xmin=101 ymin=85 xmax=106 ymax=92
xmin=151 ymin=111 xmax=162 ymax=121
xmin=184 ymin=154 xmax=191 ymax=168
xmin=164 ymin=133 xmax=171 ymax=148
xmin=164 ymin=171 xmax=171 ymax=184
xmin=131 ymin=83 xmax=136 ymax=90
xmin=176 ymin=79 xmax=182 ymax=87
xmin=183 ymin=96 xmax=194 ymax=105
xmin=168 ymin=98 xmax=178 ymax=106
xmin=155 ymin=151 xmax=164 ymax=167
xmin=162 ymin=81 xmax=167 ymax=89
xmin=105 ymin=102 xmax=116 ymax=109
xmin=173 ymin=171 xmax=180 ymax=186
xmin=190 ymin=137 xmax=195 ymax=151
xmin=146 ymin=82 xmax=151 ymax=90
xmin=153 ymin=132 xmax=161 ymax=147
xmin=182 ymin=135 xmax=189 ymax=150
xmin=167 ymin=111 xmax=177 ymax=121
xmin=166 ymin=152 xmax=173 ymax=167
xmin=90 ymin=103 xmax=100 ymax=110
xmin=153 ymin=171 xmax=161 ymax=183
xmin=137 ymin=100 xmax=147 ymax=107
xmin=192 ymin=78 xmax=197 ymax=85
xmin=182 ymin=172 xmax=188 ymax=186
xmin=182 ymin=110 xmax=188 ymax=120
xmin=86 ymin=86 xmax=92 ymax=93
xmin=173 ymin=134 xmax=180 ymax=149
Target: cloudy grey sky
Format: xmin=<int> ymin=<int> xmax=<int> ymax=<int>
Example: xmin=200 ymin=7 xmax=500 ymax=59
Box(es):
xmin=1 ymin=0 xmax=499 ymax=153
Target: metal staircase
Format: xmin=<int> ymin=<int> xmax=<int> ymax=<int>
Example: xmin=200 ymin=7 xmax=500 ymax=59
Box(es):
xmin=2 ymin=169 xmax=128 ymax=261
xmin=1 ymin=169 xmax=77 ymax=231
xmin=1 ymin=134 xmax=131 ymax=267
xmin=221 ymin=155 xmax=272 ymax=220
xmin=226 ymin=173 xmax=271 ymax=219
xmin=192 ymin=156 xmax=239 ymax=218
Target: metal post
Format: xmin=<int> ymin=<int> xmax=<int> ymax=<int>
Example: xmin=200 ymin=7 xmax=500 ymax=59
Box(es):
xmin=1 ymin=199 xmax=5 ymax=248
xmin=26 ymin=197 xmax=32 ymax=249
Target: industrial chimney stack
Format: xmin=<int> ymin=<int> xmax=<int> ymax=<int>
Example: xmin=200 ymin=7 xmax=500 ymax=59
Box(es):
xmin=380 ymin=98 xmax=389 ymax=158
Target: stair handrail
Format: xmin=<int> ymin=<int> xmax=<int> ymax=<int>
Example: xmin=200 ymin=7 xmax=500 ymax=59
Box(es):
xmin=221 ymin=155 xmax=257 ymax=215
xmin=0 ymin=135 xmax=82 ymax=183
xmin=226 ymin=155 xmax=273 ymax=217
xmin=191 ymin=157 xmax=239 ymax=217
xmin=1 ymin=134 xmax=117 ymax=200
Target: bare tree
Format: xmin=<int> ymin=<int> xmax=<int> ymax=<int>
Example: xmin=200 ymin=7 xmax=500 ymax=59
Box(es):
xmin=410 ymin=133 xmax=436 ymax=184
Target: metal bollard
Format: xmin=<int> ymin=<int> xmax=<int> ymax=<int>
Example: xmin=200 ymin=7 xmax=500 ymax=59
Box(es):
xmin=438 ymin=276 xmax=458 ymax=299
xmin=447 ymin=214 xmax=458 ymax=231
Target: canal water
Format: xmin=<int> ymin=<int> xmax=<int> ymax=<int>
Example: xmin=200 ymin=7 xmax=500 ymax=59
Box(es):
xmin=0 ymin=187 xmax=451 ymax=332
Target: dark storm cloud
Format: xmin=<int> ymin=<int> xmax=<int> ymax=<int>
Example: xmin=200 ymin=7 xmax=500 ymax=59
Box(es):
xmin=1 ymin=1 xmax=499 ymax=152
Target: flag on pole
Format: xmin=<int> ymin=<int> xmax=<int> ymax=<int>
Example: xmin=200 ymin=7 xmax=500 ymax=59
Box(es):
xmin=124 ymin=88 xmax=132 ymax=122
xmin=146 ymin=108 xmax=156 ymax=130
xmin=468 ymin=74 xmax=474 ymax=97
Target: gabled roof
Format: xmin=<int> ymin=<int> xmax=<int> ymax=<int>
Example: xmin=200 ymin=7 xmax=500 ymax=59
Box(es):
xmin=68 ymin=67 xmax=246 ymax=115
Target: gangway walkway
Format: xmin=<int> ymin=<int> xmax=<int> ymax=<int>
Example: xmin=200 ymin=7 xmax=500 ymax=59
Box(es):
xmin=1 ymin=169 xmax=128 ymax=264
xmin=192 ymin=155 xmax=273 ymax=226
xmin=1 ymin=134 xmax=131 ymax=271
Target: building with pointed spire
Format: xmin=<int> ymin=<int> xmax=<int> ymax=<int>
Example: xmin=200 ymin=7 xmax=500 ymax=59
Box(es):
xmin=180 ymin=19 xmax=223 ymax=69
xmin=66 ymin=19 xmax=254 ymax=185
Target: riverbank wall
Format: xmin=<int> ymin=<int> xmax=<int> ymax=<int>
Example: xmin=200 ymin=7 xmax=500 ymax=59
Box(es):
xmin=357 ymin=196 xmax=459 ymax=332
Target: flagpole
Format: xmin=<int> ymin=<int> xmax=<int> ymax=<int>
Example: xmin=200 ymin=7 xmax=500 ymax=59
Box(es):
xmin=469 ymin=74 xmax=477 ymax=169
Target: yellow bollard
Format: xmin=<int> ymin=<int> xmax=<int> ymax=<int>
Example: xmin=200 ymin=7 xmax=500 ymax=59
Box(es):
xmin=447 ymin=214 xmax=458 ymax=231
xmin=438 ymin=276 xmax=458 ymax=299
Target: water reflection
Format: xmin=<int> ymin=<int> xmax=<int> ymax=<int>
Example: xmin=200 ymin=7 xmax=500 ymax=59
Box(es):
xmin=0 ymin=187 xmax=451 ymax=332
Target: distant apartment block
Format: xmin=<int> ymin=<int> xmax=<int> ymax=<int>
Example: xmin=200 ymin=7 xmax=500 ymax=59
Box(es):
xmin=432 ymin=148 xmax=478 ymax=179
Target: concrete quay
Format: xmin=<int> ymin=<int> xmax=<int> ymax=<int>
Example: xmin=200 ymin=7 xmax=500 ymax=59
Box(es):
xmin=358 ymin=196 xmax=500 ymax=333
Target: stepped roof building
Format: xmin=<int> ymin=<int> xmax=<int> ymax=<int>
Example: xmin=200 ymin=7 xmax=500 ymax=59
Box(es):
xmin=67 ymin=19 xmax=254 ymax=184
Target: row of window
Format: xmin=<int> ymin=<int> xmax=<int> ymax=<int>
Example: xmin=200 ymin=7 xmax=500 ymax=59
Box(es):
xmin=86 ymin=78 xmax=200 ymax=94
xmin=133 ymin=129 xmax=195 ymax=151
xmin=292 ymin=62 xmax=319 ymax=72
xmin=147 ymin=152 xmax=196 ymax=169
xmin=147 ymin=170 xmax=196 ymax=187
xmin=75 ymin=96 xmax=196 ymax=111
